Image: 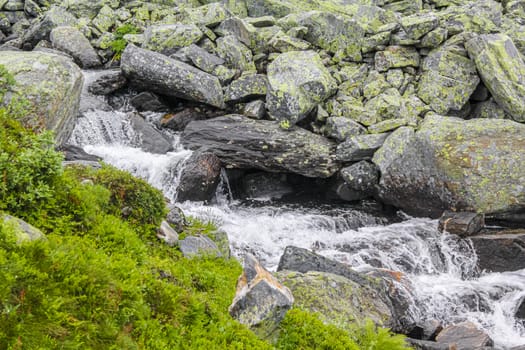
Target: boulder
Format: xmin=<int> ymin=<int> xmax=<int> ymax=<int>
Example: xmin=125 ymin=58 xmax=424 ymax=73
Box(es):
xmin=470 ymin=230 xmax=525 ymax=272
xmin=22 ymin=6 xmax=76 ymax=47
xmin=243 ymin=100 xmax=266 ymax=119
xmin=373 ymin=115 xmax=525 ymax=218
xmin=128 ymin=113 xmax=173 ymax=154
xmin=400 ymin=12 xmax=439 ymax=40
xmin=435 ymin=321 xmax=493 ymax=349
xmin=336 ymin=133 xmax=390 ymax=162
xmin=225 ymin=74 xmax=268 ymax=104
xmin=176 ymin=150 xmax=222 ymax=202
xmin=466 ymin=34 xmax=525 ymax=122
xmin=215 ymin=35 xmax=256 ymax=73
xmin=417 ymin=47 xmax=479 ymax=115
xmin=340 ymin=161 xmax=379 ymax=194
xmin=121 ymin=44 xmax=225 ymax=108
xmin=0 ymin=50 xmax=83 ymax=145
xmin=179 ymin=235 xmax=222 ymax=258
xmin=177 ymin=44 xmax=235 ymax=84
xmin=87 ymin=69 xmax=126 ymax=95
xmin=143 ymin=24 xmax=203 ymax=55
xmin=181 ymin=115 xmax=340 ymax=178
xmin=437 ymin=211 xmax=485 ymax=237
xmin=229 ymin=254 xmax=294 ymax=339
xmin=166 ymin=206 xmax=188 ymax=233
xmin=438 ymin=0 xmax=502 ymax=36
xmin=1 ymin=214 xmax=45 ymax=243
xmin=130 ymin=92 xmax=169 ymax=113
xmin=157 ymin=221 xmax=179 ymax=247
xmin=50 ymin=26 xmax=100 ymax=68
xmin=160 ymin=107 xmax=213 ymax=131
xmin=57 ymin=144 xmax=101 ymax=162
xmin=375 ymin=46 xmax=420 ymax=72
xmin=266 ymin=50 xmax=337 ymax=125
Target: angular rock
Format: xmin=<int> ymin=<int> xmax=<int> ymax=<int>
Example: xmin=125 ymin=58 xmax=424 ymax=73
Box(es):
xmin=336 ymin=133 xmax=389 ymax=162
xmin=129 ymin=113 xmax=173 ymax=154
xmin=368 ymin=118 xmax=410 ymax=134
xmin=57 ymin=144 xmax=101 ymax=162
xmin=182 ymin=2 xmax=230 ymax=27
xmin=160 ymin=107 xmax=213 ymax=131
xmin=243 ymin=100 xmax=266 ymax=119
xmin=130 ymin=92 xmax=168 ymax=113
xmin=266 ymin=50 xmax=337 ymax=125
xmin=176 ymin=151 xmax=222 ymax=202
xmin=328 ymin=175 xmax=369 ymax=202
xmin=87 ymin=69 xmax=126 ymax=95
xmin=400 ymin=12 xmax=439 ymax=40
xmin=0 ymin=50 xmax=82 ymax=145
xmin=91 ymin=5 xmax=115 ymax=33
xmin=341 ymin=161 xmax=379 ymax=193
xmin=181 ymin=115 xmax=340 ymax=178
xmin=417 ymin=47 xmax=479 ymax=115
xmin=157 ymin=220 xmax=179 ymax=247
xmin=435 ymin=322 xmax=493 ymax=349
xmin=215 ymin=35 xmax=256 ymax=73
xmin=143 ymin=24 xmax=203 ymax=55
xmin=407 ymin=339 xmax=453 ymax=350
xmin=180 ymin=235 xmax=221 ymax=258
xmin=466 ymin=34 xmax=525 ymax=122
xmin=178 ymin=44 xmax=235 ymax=84
xmin=324 ymin=117 xmax=366 ymax=142
xmin=365 ymin=88 xmax=406 ymax=122
xmin=121 ymin=44 xmax=225 ymax=108
xmin=470 ymin=230 xmax=525 ymax=272
xmin=419 ymin=27 xmax=448 ymax=49
xmin=372 ymin=115 xmax=525 ymax=218
xmin=375 ymin=46 xmax=420 ymax=72
xmin=166 ymin=206 xmax=188 ymax=233
xmin=225 ymin=74 xmax=268 ymax=104
xmin=1 ymin=214 xmax=45 ymax=243
xmin=22 ymin=6 xmax=76 ymax=47
xmin=439 ymin=0 xmax=502 ymax=36
xmin=438 ymin=211 xmax=485 ymax=237
xmin=229 ymin=254 xmax=293 ymax=338
xmin=50 ymin=26 xmax=100 ymax=68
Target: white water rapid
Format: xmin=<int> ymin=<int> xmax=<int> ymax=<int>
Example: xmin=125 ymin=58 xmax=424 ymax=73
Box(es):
xmin=69 ymin=81 xmax=525 ymax=348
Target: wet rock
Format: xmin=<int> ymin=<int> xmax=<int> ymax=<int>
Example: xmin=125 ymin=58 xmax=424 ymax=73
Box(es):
xmin=130 ymin=92 xmax=168 ymax=113
xmin=160 ymin=107 xmax=212 ymax=131
xmin=229 ymin=254 xmax=293 ymax=339
xmin=87 ymin=69 xmax=126 ymax=95
xmin=129 ymin=113 xmax=173 ymax=154
xmin=50 ymin=26 xmax=100 ymax=68
xmin=438 ymin=211 xmax=485 ymax=237
xmin=324 ymin=117 xmax=366 ymax=142
xmin=241 ymin=172 xmax=292 ymax=200
xmin=275 ymin=269 xmax=394 ymax=331
xmin=0 ymin=50 xmax=82 ymax=145
xmin=417 ymin=47 xmax=479 ymax=115
xmin=336 ymin=133 xmax=390 ymax=162
xmin=176 ymin=150 xmax=221 ymax=203
xmin=375 ymin=46 xmax=420 ymax=72
xmin=341 ymin=161 xmax=379 ymax=194
xmin=57 ymin=144 xmax=101 ymax=162
xmin=181 ymin=115 xmax=339 ymax=178
xmin=266 ymin=50 xmax=336 ymax=125
xmin=157 ymin=221 xmax=179 ymax=247
xmin=327 ymin=175 xmax=369 ymax=202
xmin=225 ymin=74 xmax=268 ymax=104
xmin=1 ymin=214 xmax=45 ymax=243
xmin=466 ymin=34 xmax=525 ymax=123
xmin=180 ymin=235 xmax=221 ymax=258
xmin=372 ymin=115 xmax=525 ymax=218
xmin=22 ymin=6 xmax=76 ymax=47
xmin=121 ymin=44 xmax=225 ymax=108
xmin=470 ymin=230 xmax=525 ymax=272
xmin=407 ymin=320 xmax=443 ymax=341
xmin=407 ymin=339 xmax=452 ymax=350
xmin=143 ymin=24 xmax=203 ymax=55
xmin=517 ymin=298 xmax=525 ymax=320
xmin=435 ymin=321 xmax=493 ymax=349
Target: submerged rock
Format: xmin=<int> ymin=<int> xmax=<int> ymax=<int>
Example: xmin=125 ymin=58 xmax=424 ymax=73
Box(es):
xmin=181 ymin=115 xmax=339 ymax=178
xmin=437 ymin=211 xmax=485 ymax=237
xmin=470 ymin=230 xmax=525 ymax=272
xmin=373 ymin=115 xmax=525 ymax=218
xmin=266 ymin=50 xmax=337 ymax=125
xmin=0 ymin=50 xmax=83 ymax=145
xmin=121 ymin=44 xmax=225 ymax=108
xmin=229 ymin=254 xmax=293 ymax=339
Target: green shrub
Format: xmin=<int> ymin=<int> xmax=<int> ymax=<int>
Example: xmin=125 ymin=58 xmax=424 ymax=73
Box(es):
xmin=110 ymin=24 xmax=140 ymax=60
xmin=349 ymin=319 xmax=411 ymax=350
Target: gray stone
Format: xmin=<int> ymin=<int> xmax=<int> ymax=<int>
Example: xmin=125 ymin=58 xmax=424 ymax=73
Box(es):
xmin=50 ymin=26 xmax=100 ymax=68
xmin=143 ymin=24 xmax=203 ymax=55
xmin=341 ymin=161 xmax=379 ymax=193
xmin=225 ymin=74 xmax=268 ymax=104
xmin=336 ymin=133 xmax=389 ymax=162
xmin=243 ymin=100 xmax=266 ymax=119
xmin=157 ymin=220 xmax=179 ymax=247
xmin=242 ymin=172 xmax=292 ymax=200
xmin=129 ymin=113 xmax=173 ymax=154
xmin=176 ymin=44 xmax=235 ymax=84
xmin=466 ymin=34 xmax=525 ymax=123
xmin=438 ymin=211 xmax=485 ymax=237
xmin=266 ymin=50 xmax=337 ymax=125
xmin=1 ymin=214 xmax=45 ymax=243
xmin=166 ymin=206 xmax=188 ymax=233
xmin=87 ymin=69 xmax=127 ymax=95
xmin=121 ymin=44 xmax=225 ymax=108
xmin=375 ymin=46 xmax=420 ymax=72
xmin=180 ymin=235 xmax=222 ymax=258
xmin=368 ymin=118 xmax=410 ymax=134
xmin=400 ymin=12 xmax=439 ymax=40
xmin=22 ymin=6 xmax=76 ymax=47
xmin=91 ymin=5 xmax=115 ymax=33
xmin=470 ymin=230 xmax=525 ymax=272
xmin=229 ymin=254 xmax=293 ymax=339
xmin=435 ymin=321 xmax=493 ymax=349
xmin=176 ymin=151 xmax=222 ymax=203
xmin=438 ymin=0 xmax=502 ymax=36
xmin=372 ymin=115 xmax=525 ymax=218
xmin=324 ymin=117 xmax=366 ymax=142
xmin=215 ymin=34 xmax=256 ymax=73
xmin=24 ymin=0 xmax=41 ymax=17
xmin=0 ymin=50 xmax=83 ymax=145
xmin=181 ymin=115 xmax=340 ymax=178
xmin=130 ymin=92 xmax=168 ymax=113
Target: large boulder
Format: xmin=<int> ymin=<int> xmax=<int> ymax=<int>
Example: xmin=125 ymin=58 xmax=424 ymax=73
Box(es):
xmin=470 ymin=230 xmax=525 ymax=272
xmin=22 ymin=6 xmax=77 ymax=47
xmin=266 ymin=50 xmax=337 ymax=125
xmin=0 ymin=51 xmax=83 ymax=145
xmin=181 ymin=115 xmax=340 ymax=178
xmin=466 ymin=34 xmax=525 ymax=122
xmin=121 ymin=44 xmax=225 ymax=108
xmin=373 ymin=115 xmax=525 ymax=218
xmin=176 ymin=151 xmax=222 ymax=202
xmin=229 ymin=254 xmax=294 ymax=339
xmin=50 ymin=26 xmax=101 ymax=68
xmin=142 ymin=24 xmax=203 ymax=55
xmin=435 ymin=321 xmax=493 ymax=349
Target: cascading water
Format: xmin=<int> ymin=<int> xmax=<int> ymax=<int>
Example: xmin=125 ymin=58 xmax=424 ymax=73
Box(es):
xmin=69 ymin=75 xmax=525 ymax=348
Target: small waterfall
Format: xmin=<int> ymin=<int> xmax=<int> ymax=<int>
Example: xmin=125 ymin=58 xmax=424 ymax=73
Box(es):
xmin=69 ymin=74 xmax=525 ymax=348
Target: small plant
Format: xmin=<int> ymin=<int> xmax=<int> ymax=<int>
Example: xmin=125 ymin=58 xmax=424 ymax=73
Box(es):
xmin=110 ymin=23 xmax=140 ymax=60
xmin=279 ymin=119 xmax=291 ymax=130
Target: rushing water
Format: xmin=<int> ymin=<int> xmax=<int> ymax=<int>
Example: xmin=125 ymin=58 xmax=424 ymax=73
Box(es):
xmin=69 ymin=81 xmax=525 ymax=348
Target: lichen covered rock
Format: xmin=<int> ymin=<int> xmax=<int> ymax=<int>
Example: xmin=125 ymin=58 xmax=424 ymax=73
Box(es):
xmin=143 ymin=24 xmax=203 ymax=55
